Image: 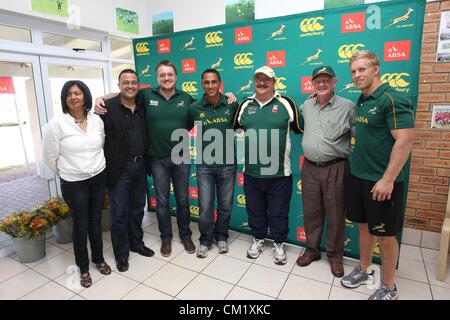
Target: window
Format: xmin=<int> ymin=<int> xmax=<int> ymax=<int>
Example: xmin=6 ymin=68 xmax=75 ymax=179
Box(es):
xmin=0 ymin=24 xmax=31 ymax=43
xmin=110 ymin=39 xmax=133 ymax=60
xmin=42 ymin=33 xmax=102 ymax=52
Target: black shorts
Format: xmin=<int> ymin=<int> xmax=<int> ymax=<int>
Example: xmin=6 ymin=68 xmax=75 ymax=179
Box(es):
xmin=345 ymin=174 xmax=404 ymax=237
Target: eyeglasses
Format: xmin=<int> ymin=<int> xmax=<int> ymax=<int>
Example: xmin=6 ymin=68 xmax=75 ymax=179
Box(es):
xmin=158 ymin=73 xmax=176 ymax=79
xmin=254 ymin=77 xmax=273 ymax=83
xmin=312 ymin=78 xmax=332 ymax=85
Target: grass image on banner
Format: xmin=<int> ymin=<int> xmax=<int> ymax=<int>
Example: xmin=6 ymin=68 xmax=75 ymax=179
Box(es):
xmin=324 ymin=0 xmax=365 ymax=9
xmin=226 ymin=0 xmax=255 ymax=24
xmin=31 ymin=0 xmax=68 ymax=17
xmin=116 ymin=7 xmax=139 ymax=34
xmin=152 ymin=11 xmax=174 ymax=36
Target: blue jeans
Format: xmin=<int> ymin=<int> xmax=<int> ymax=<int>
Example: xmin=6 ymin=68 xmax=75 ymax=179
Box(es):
xmin=60 ymin=170 xmax=107 ymax=273
xmin=108 ymin=160 xmax=147 ymax=261
xmin=151 ymin=157 xmax=191 ymax=241
xmin=197 ymin=165 xmax=236 ymax=247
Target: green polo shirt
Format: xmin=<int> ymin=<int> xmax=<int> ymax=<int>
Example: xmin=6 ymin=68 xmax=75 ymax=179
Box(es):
xmin=233 ymin=92 xmax=301 ymax=178
xmin=351 ymin=83 xmax=414 ymax=182
xmin=189 ymin=94 xmax=238 ymax=167
xmin=141 ymin=87 xmax=195 ymax=158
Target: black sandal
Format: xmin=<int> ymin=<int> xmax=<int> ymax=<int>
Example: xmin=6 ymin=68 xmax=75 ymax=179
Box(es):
xmin=80 ymin=272 xmax=92 ymax=288
xmin=95 ymin=262 xmax=112 ymax=275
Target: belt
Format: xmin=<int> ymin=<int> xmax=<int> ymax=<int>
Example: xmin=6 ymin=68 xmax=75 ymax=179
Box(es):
xmin=126 ymin=154 xmax=144 ymax=162
xmin=306 ymin=158 xmax=346 ymax=167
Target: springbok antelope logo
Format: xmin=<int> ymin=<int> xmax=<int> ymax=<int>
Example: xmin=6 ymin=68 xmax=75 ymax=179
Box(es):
xmin=372 ymin=223 xmax=386 ymax=232
xmin=301 ymin=48 xmax=322 ymax=65
xmin=338 ymin=83 xmax=356 ymax=92
xmin=384 ymin=8 xmax=414 ymax=29
xmin=181 ymin=36 xmax=195 ymax=51
xmin=238 ymin=80 xmax=252 ymax=92
xmin=211 ymin=57 xmax=223 ymax=69
xmin=140 ymin=64 xmax=150 ymax=76
xmin=267 ymin=24 xmax=286 ymax=40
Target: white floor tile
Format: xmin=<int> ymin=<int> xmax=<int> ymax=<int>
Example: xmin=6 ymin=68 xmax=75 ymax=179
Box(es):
xmin=53 ymin=266 xmax=107 ymax=294
xmin=149 ymin=240 xmax=185 ymax=262
xmin=421 ymin=248 xmax=441 ymax=265
xmin=47 ymin=237 xmax=74 ymax=251
xmin=238 ymin=264 xmax=289 ymax=298
xmin=12 ymin=242 xmax=64 ymax=268
xmin=278 ymin=274 xmax=331 ymax=300
xmin=329 ymin=286 xmax=369 ymax=300
xmin=431 ymin=285 xmax=450 ymax=300
xmin=236 ymin=233 xmax=254 ymax=243
xmin=290 ymin=258 xmax=335 ymax=284
xmin=142 ymin=233 xmax=162 ymax=247
xmin=202 ymin=254 xmax=251 ymax=284
xmin=399 ymin=244 xmax=423 ymax=261
xmin=226 ymin=239 xmax=255 ymax=261
xmin=177 ymin=274 xmax=233 ymax=300
xmin=123 ymin=255 xmax=167 ymax=282
xmin=0 ymin=269 xmax=49 ymax=299
xmin=144 ymin=263 xmax=197 ymax=296
xmin=226 ymin=286 xmax=275 ymax=300
xmin=425 ymin=262 xmax=450 ymax=289
xmin=421 ymin=230 xmax=441 ymax=250
xmin=401 ymin=228 xmax=422 ymax=246
xmin=395 ymin=277 xmax=432 ymax=300
xmin=0 ymin=257 xmax=28 ymax=283
xmin=20 ymin=281 xmax=75 ymax=300
xmin=79 ymin=272 xmax=139 ymax=300
xmin=32 ymin=251 xmax=77 ymax=280
xmin=0 ymin=244 xmax=15 ymax=259
xmin=254 ymin=244 xmax=297 ymax=274
xmin=396 ymin=257 xmax=428 ymax=283
xmin=122 ymin=284 xmax=172 ymax=300
xmin=171 ymin=248 xmax=218 ymax=273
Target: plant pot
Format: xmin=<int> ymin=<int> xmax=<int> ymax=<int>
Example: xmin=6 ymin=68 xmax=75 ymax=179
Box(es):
xmin=53 ymin=216 xmax=73 ymax=244
xmin=14 ymin=236 xmax=46 ymax=263
xmin=102 ymin=208 xmax=110 ymax=232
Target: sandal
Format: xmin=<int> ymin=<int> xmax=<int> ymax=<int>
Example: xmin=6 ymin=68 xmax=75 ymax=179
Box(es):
xmin=80 ymin=272 xmax=92 ymax=288
xmin=95 ymin=262 xmax=112 ymax=275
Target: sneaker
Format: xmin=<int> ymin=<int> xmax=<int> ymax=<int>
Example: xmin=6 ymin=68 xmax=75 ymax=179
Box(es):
xmin=273 ymin=242 xmax=287 ymax=265
xmin=217 ymin=240 xmax=229 ymax=254
xmin=247 ymin=238 xmax=265 ymax=259
xmin=368 ymin=282 xmax=398 ymax=300
xmin=196 ymin=245 xmax=209 ymax=258
xmin=341 ymin=266 xmax=375 ymax=288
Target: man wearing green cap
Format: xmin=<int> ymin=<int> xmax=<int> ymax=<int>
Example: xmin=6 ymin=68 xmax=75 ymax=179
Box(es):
xmin=296 ymin=66 xmax=355 ymax=277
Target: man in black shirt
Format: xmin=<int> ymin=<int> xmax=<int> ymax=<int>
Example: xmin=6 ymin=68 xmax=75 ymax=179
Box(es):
xmin=101 ymin=69 xmax=154 ymax=272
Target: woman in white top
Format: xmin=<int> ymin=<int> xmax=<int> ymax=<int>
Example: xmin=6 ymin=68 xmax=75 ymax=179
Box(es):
xmin=42 ymin=80 xmax=111 ymax=288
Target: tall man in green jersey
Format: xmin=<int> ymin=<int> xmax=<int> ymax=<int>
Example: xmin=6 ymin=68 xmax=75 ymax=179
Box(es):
xmin=340 ymin=51 xmax=414 ymax=300
xmin=233 ymin=66 xmax=302 ymax=265
xmin=188 ymin=69 xmax=238 ymax=258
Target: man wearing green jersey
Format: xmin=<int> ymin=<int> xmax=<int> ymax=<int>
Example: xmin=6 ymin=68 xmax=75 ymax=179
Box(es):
xmin=189 ymin=69 xmax=238 ymax=258
xmin=340 ymin=51 xmax=414 ymax=300
xmin=233 ymin=66 xmax=302 ymax=265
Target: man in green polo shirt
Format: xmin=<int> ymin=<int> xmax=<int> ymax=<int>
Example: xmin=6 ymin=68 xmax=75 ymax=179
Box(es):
xmin=233 ymin=66 xmax=302 ymax=265
xmin=340 ymin=50 xmax=414 ymax=300
xmin=188 ymin=69 xmax=238 ymax=258
xmin=296 ymin=66 xmax=355 ymax=278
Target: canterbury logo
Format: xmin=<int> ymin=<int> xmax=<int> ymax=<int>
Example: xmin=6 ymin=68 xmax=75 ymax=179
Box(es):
xmin=237 ymin=195 xmax=246 ymax=205
xmin=300 ymin=17 xmax=325 ymax=32
xmin=234 ymin=53 xmax=254 ymax=66
xmin=338 ymin=44 xmax=365 ymax=59
xmin=385 ymin=7 xmax=414 ymax=29
xmin=190 ymin=205 xmax=199 ymax=216
xmin=275 ymin=77 xmax=287 ymax=90
xmin=381 ymin=73 xmax=410 ymax=88
xmin=182 ymin=82 xmax=198 ymax=93
xmin=297 ymin=180 xmax=302 ymax=191
xmin=135 ymin=42 xmax=149 ymax=53
xmin=205 ymin=31 xmax=223 ymax=44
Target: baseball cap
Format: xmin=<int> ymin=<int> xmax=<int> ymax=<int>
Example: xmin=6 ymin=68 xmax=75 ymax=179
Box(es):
xmin=312 ymin=66 xmax=336 ymax=80
xmin=254 ymin=66 xmax=276 ymax=79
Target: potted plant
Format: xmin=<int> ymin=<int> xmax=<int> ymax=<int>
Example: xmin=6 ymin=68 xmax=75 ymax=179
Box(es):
xmin=45 ymin=198 xmax=72 ymax=244
xmin=0 ymin=208 xmax=57 ymax=262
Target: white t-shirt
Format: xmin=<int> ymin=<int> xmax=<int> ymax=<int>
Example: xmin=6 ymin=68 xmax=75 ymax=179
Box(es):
xmin=42 ymin=112 xmax=106 ymax=182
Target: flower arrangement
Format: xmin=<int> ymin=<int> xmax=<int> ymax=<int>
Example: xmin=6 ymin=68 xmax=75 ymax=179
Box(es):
xmin=0 ymin=198 xmax=71 ymax=239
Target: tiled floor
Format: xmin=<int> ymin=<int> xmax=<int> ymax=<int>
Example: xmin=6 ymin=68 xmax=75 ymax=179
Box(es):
xmin=1 ymin=213 xmax=449 ymax=300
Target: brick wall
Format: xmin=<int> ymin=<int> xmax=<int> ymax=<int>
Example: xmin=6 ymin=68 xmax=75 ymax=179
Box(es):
xmin=406 ymin=0 xmax=450 ymax=232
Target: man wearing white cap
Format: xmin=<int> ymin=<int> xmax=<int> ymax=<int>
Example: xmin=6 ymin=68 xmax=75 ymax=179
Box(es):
xmin=233 ymin=66 xmax=301 ymax=265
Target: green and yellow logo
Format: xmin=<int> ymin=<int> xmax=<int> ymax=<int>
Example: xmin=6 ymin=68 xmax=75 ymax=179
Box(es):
xmin=234 ymin=53 xmax=254 ymax=70
xmin=182 ymin=81 xmax=198 ymax=94
xmin=296 ymin=179 xmax=302 ymax=195
xmin=385 ymin=7 xmax=414 ymax=29
xmin=189 ymin=146 xmax=197 ymax=159
xmin=338 ymin=44 xmax=365 ymax=63
xmin=135 ymin=42 xmax=149 ymax=56
xmin=301 ymin=48 xmax=323 ymax=66
xmin=236 ymin=194 xmax=246 ymax=207
xmin=205 ymin=31 xmax=223 ymax=48
xmin=190 ymin=205 xmax=200 ymax=217
xmin=299 ymin=17 xmax=325 ymax=37
xmin=275 ymin=77 xmax=287 ymax=94
xmin=237 ymin=80 xmax=253 ymax=93
xmin=181 ymin=36 xmax=195 ymax=51
xmin=170 ymin=183 xmax=174 ymax=194
xmin=267 ymin=24 xmax=286 ymax=41
xmin=381 ymin=72 xmax=410 ymax=93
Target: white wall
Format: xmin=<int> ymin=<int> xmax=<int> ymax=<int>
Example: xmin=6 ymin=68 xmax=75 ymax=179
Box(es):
xmin=0 ymin=0 xmax=150 ymax=38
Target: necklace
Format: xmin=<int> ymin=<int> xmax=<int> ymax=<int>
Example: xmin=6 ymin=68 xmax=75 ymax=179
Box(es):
xmin=74 ymin=117 xmax=85 ymax=125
